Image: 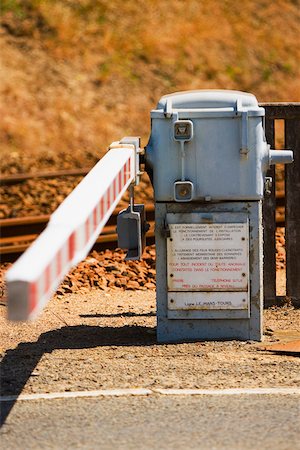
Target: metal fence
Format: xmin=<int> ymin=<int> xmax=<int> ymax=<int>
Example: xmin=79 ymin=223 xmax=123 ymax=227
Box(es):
xmin=261 ymin=103 xmax=300 ymax=306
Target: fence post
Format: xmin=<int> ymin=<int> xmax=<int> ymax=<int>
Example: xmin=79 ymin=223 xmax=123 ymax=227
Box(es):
xmin=285 ymin=117 xmax=300 ymax=304
xmin=263 ymin=115 xmax=276 ymax=306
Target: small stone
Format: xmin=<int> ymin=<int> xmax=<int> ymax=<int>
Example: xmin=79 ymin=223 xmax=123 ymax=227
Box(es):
xmin=264 ymin=330 xmax=273 ymax=336
xmin=144 ymin=282 xmax=156 ymax=289
xmin=126 ymin=280 xmax=140 ymax=290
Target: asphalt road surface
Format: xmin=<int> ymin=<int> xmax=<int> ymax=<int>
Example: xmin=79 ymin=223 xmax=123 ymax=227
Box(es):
xmin=1 ymin=393 xmax=299 ymax=449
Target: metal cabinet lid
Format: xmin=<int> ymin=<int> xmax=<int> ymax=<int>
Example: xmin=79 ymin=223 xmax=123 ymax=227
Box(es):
xmin=157 ymin=89 xmax=257 ymax=109
xmin=153 ymin=90 xmax=264 ymax=118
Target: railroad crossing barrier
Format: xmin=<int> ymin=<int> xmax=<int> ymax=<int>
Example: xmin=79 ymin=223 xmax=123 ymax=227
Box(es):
xmin=5 ymin=90 xmax=298 ymax=343
xmin=6 ymin=140 xmax=140 ymax=320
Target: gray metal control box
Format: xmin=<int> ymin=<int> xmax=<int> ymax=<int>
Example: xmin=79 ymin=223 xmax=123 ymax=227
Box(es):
xmin=145 ymin=90 xmax=293 ymax=343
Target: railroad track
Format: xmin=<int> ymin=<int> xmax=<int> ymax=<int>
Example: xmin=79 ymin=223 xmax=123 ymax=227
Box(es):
xmin=0 ymin=168 xmax=91 ymax=185
xmin=0 ymin=169 xmax=286 ymax=262
xmin=1 ymin=201 xmax=285 ymax=262
xmin=0 ymin=204 xmax=156 ymax=262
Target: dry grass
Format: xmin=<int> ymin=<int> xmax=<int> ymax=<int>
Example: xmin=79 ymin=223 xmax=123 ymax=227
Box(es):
xmin=0 ymin=0 xmax=300 ymax=171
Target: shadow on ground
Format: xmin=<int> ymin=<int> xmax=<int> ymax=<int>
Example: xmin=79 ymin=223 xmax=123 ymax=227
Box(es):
xmin=80 ymin=312 xmax=156 ymax=318
xmin=0 ymin=324 xmax=156 ymax=426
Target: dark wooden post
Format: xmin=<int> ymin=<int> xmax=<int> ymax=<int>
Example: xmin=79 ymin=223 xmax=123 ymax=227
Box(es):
xmin=262 ymin=113 xmax=276 ymax=306
xmin=285 ymin=109 xmax=300 ymax=304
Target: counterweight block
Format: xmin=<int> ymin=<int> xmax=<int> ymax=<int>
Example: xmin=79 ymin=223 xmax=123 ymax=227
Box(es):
xmin=117 ymin=204 xmax=149 ymax=260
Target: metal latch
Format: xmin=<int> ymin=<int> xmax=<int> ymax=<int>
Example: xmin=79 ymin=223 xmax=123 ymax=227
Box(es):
xmin=119 ymin=136 xmax=144 ymax=185
xmin=264 ymin=177 xmax=273 ymax=196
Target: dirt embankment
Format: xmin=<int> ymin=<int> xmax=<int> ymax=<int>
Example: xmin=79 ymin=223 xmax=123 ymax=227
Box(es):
xmin=1 ymin=0 xmax=300 ymax=165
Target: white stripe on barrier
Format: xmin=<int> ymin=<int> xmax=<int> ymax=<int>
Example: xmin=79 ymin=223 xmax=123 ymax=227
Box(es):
xmin=6 ymin=146 xmax=135 ymax=321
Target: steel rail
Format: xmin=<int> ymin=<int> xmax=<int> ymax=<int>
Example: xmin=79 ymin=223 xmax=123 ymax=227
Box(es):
xmin=1 ymin=202 xmax=285 ymax=263
xmin=1 ymin=222 xmax=156 ymax=261
xmin=0 ymin=204 xmax=155 ymax=239
xmin=0 ymin=168 xmax=92 ymax=186
xmin=1 ymin=205 xmax=155 ymax=262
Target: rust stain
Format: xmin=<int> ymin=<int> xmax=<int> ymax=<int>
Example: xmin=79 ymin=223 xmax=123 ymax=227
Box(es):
xmin=264 ymin=339 xmax=300 ymax=355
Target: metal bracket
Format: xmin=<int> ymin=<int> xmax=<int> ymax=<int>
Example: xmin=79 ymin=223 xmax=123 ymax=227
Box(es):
xmin=269 ymin=148 xmax=294 ymax=165
xmin=240 ymin=110 xmax=249 ymax=156
xmin=162 ymin=222 xmax=171 ymax=239
xmin=236 ymin=99 xmax=249 ymax=156
xmin=164 ymin=97 xmax=173 ymax=118
xmin=119 ymin=136 xmax=143 ymax=185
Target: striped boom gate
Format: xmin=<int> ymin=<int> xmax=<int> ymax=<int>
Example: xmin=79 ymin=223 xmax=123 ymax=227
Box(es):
xmin=6 ymin=142 xmax=138 ymax=321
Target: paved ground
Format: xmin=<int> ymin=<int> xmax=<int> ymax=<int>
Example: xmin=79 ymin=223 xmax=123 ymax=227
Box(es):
xmin=1 ymin=291 xmax=299 ymax=396
xmin=1 ymin=288 xmax=299 ymax=448
xmin=1 ymin=394 xmax=299 ymax=450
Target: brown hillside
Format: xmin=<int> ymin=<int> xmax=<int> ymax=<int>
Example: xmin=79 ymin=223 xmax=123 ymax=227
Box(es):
xmin=0 ymin=0 xmax=300 ymax=173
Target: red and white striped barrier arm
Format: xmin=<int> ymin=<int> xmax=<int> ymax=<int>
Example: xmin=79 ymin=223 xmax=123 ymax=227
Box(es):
xmin=6 ymin=143 xmax=136 ymax=321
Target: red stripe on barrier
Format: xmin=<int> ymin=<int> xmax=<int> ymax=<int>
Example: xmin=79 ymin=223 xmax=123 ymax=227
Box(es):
xmin=100 ymin=197 xmax=104 ymax=219
xmin=96 ymin=203 xmax=100 ymax=225
xmin=107 ymin=188 xmax=111 ymax=210
xmin=56 ymin=249 xmax=62 ymax=277
xmin=113 ymin=177 xmax=116 ymax=200
xmin=68 ymin=232 xmax=76 ymax=260
xmin=45 ymin=265 xmax=51 ymax=293
xmin=123 ymin=164 xmax=126 ymax=185
xmin=93 ymin=207 xmax=97 ymax=230
xmin=118 ymin=169 xmax=122 ymax=193
xmin=29 ymin=282 xmax=37 ymax=313
xmin=85 ymin=217 xmax=90 ymax=243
